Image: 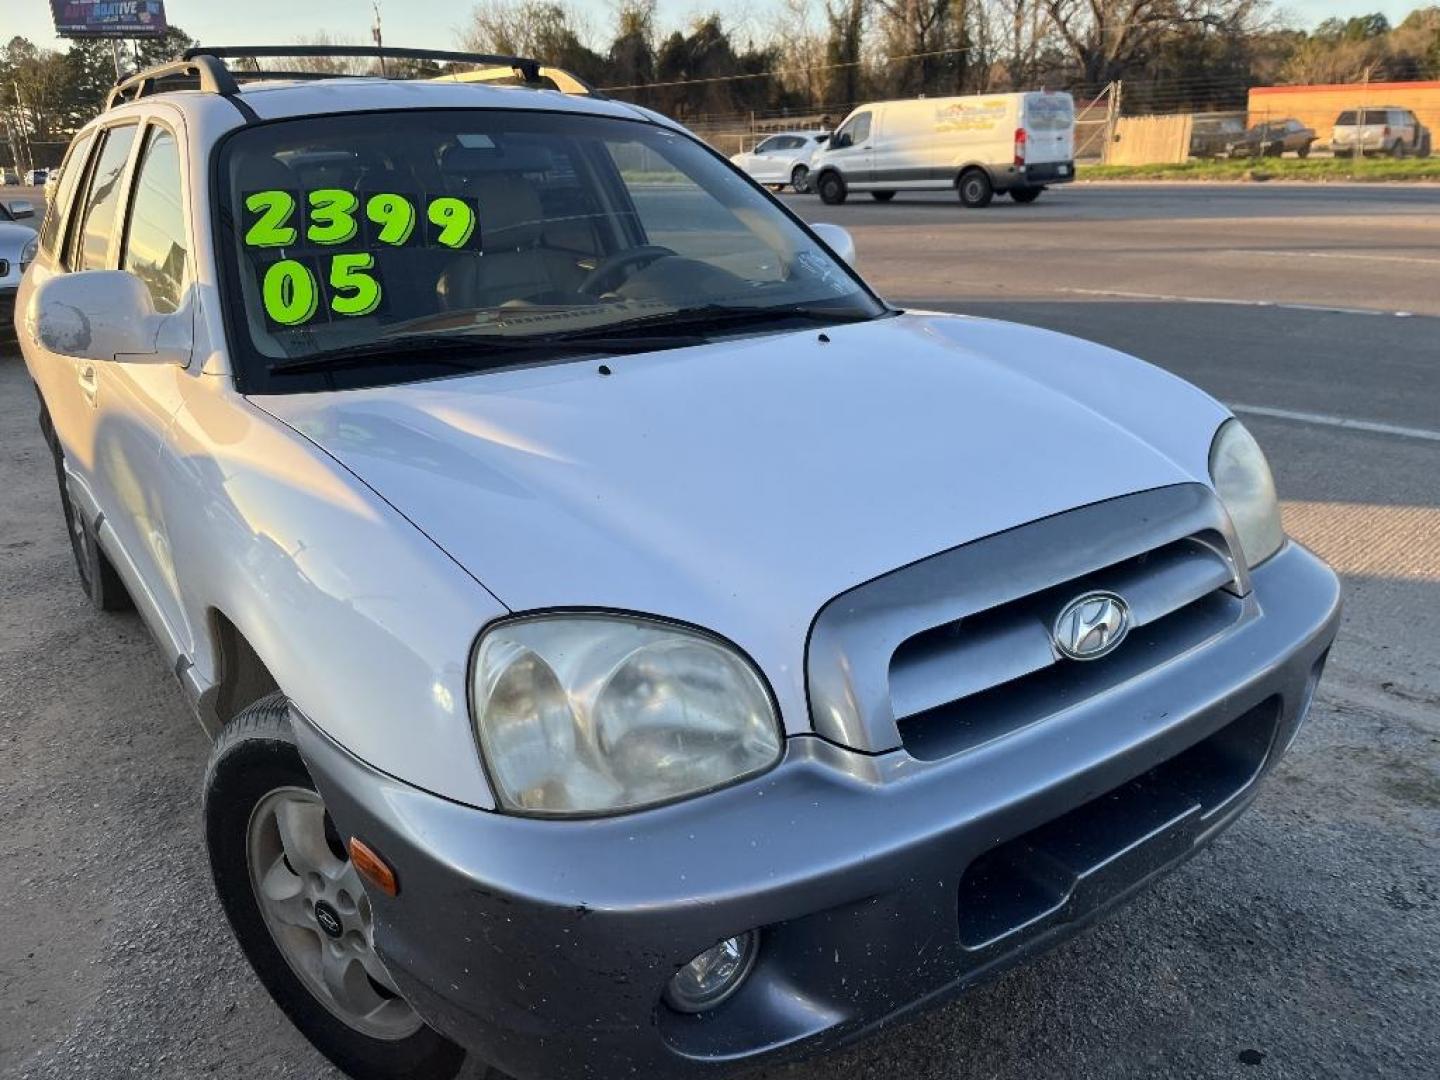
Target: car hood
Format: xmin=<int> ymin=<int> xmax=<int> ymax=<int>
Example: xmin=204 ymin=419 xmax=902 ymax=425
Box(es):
xmin=0 ymin=220 xmax=35 ymax=250
xmin=254 ymin=312 xmax=1230 ymax=733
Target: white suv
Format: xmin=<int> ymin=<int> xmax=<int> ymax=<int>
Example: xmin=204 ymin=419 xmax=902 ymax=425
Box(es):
xmin=17 ymin=45 xmax=1340 ymax=1080
xmin=1331 ymin=106 xmax=1433 ymax=158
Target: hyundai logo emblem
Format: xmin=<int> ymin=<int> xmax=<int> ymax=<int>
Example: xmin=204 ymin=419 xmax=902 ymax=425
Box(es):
xmin=314 ymin=900 xmax=344 ymax=939
xmin=1053 ymin=591 xmax=1131 ymax=661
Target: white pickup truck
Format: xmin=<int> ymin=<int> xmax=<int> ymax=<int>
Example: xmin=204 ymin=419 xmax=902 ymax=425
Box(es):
xmin=16 ymin=45 xmax=1339 ymax=1080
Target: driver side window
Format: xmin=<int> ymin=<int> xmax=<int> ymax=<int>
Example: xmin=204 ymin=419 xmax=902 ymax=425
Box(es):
xmin=835 ymin=113 xmax=871 ymax=148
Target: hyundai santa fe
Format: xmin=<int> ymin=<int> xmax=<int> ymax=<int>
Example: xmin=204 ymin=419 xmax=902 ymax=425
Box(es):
xmin=15 ymin=45 xmax=1340 ymax=1080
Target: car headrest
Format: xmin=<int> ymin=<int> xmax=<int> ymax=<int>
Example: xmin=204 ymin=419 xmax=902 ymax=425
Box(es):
xmin=463 ymin=173 xmax=544 ymax=251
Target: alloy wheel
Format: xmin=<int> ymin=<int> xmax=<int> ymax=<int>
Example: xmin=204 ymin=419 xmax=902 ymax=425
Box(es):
xmin=245 ymin=787 xmax=421 ymax=1041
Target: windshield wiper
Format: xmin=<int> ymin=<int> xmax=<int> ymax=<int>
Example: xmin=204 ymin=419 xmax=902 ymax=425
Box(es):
xmin=268 ymin=329 xmax=709 ymax=376
xmin=541 ymin=303 xmax=878 ymax=343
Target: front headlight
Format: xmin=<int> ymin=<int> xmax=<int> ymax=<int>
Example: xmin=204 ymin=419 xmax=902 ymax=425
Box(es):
xmin=472 ymin=614 xmax=782 ymax=816
xmin=19 ymin=235 xmax=37 ymax=273
xmin=1209 ymin=418 xmax=1285 ymax=568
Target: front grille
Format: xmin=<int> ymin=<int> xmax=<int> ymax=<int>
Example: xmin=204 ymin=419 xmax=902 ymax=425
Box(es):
xmin=897 ymin=537 xmax=1242 ymax=760
xmin=807 ymin=485 xmax=1249 ymax=755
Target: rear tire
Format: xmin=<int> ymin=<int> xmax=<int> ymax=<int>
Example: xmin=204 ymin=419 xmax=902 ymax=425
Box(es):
xmin=1297 ymin=142 xmax=1311 ymax=158
xmin=957 ymin=169 xmax=993 ymax=208
xmin=790 ymin=164 xmax=810 ymax=193
xmin=205 ymin=695 xmax=467 ymax=1080
xmin=1418 ymin=134 xmax=1432 ymax=159
xmin=48 ymin=443 xmax=131 ymax=612
xmin=817 ymin=171 xmax=847 ymax=205
xmin=1009 ymin=187 xmax=1042 ymax=204
xmin=1390 ymin=141 xmax=1406 ymax=159
xmin=870 ymin=191 xmax=895 ymax=202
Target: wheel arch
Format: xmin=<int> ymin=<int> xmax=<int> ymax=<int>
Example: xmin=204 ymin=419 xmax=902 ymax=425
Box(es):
xmin=198 ymin=607 xmax=281 ymax=735
xmin=953 ymin=162 xmax=992 ymax=185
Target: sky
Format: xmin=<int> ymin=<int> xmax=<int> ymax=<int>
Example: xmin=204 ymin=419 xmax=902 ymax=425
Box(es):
xmin=2 ymin=0 xmax=1433 ymax=54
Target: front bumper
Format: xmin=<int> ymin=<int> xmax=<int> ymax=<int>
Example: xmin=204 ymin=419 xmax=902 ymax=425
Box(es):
xmin=297 ymin=540 xmax=1340 ymax=1080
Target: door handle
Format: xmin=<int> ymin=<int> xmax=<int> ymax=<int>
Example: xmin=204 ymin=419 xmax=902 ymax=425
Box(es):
xmin=78 ymin=363 xmax=99 ymax=408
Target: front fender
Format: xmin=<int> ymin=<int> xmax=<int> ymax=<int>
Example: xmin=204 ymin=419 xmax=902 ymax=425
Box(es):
xmin=164 ymin=373 xmax=507 ymax=808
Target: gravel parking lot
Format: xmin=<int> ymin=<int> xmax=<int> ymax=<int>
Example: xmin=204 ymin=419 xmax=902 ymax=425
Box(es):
xmin=2 ymin=183 xmax=1438 ymax=1080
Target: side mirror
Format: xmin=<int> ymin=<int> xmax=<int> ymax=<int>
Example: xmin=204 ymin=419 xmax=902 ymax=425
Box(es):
xmin=7 ymin=200 xmax=35 ymax=219
xmin=810 ymin=223 xmax=856 ymax=267
xmin=26 ymin=270 xmax=190 ymax=365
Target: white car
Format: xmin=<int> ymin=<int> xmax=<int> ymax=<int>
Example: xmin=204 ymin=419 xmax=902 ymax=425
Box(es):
xmin=23 ymin=168 xmax=49 ymax=186
xmin=0 ymin=197 xmax=38 ymax=327
xmin=729 ymin=130 xmax=828 ymax=192
xmin=17 ymin=44 xmax=1339 ymax=1080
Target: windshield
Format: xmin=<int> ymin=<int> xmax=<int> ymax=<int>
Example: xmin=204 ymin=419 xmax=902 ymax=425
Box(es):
xmin=216 ymin=109 xmax=884 ymax=392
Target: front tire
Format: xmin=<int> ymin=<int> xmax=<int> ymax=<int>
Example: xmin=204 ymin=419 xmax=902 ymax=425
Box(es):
xmin=870 ymin=190 xmax=895 ymax=202
xmin=1009 ymin=187 xmax=1042 ymax=204
xmin=1390 ymin=141 xmax=1406 ymax=159
xmin=817 ymin=171 xmax=847 ymax=205
xmin=790 ymin=164 xmax=810 ymax=193
xmin=957 ymin=168 xmax=993 ymax=208
xmin=1297 ymin=142 xmax=1311 ymax=158
xmin=205 ymin=695 xmax=466 ymax=1080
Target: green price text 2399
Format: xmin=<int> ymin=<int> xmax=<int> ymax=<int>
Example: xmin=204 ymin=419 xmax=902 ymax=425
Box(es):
xmin=242 ymin=189 xmax=480 ymax=252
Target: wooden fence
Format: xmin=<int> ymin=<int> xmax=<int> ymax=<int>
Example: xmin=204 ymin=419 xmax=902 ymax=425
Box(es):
xmin=1105 ymin=114 xmax=1193 ymax=165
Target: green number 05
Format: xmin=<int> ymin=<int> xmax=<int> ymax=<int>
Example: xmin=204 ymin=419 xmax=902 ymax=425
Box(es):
xmin=308 ymin=189 xmax=360 ymax=245
xmin=427 ymin=197 xmax=477 ymax=249
xmin=329 ymin=253 xmax=382 ymax=316
xmin=262 ymin=260 xmax=318 ymax=326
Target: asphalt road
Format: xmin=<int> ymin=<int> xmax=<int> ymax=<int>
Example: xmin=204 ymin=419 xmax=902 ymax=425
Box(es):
xmin=2 ymin=184 xmax=1438 ymax=1080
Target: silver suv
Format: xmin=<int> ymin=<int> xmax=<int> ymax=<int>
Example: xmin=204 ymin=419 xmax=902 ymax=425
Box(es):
xmin=16 ymin=45 xmax=1341 ymax=1080
xmin=1331 ymin=107 xmax=1433 ymax=158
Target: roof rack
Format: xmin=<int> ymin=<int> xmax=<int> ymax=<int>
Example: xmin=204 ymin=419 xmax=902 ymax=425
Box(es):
xmin=105 ymin=55 xmax=239 ymax=109
xmin=105 ymin=45 xmax=591 ymax=110
xmin=433 ymin=64 xmax=595 ymax=96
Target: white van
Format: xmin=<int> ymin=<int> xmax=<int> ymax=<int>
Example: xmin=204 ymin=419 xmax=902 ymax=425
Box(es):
xmin=810 ymin=91 xmax=1075 ymax=207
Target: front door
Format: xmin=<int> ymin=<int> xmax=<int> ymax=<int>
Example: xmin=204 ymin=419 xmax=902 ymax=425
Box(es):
xmin=96 ymin=120 xmax=196 ymax=655
xmin=827 ymin=111 xmax=874 ymax=184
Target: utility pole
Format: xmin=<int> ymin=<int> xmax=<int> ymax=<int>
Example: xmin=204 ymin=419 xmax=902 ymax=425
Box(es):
xmin=372 ymin=3 xmax=387 ymax=77
xmin=9 ymin=80 xmax=35 ymax=176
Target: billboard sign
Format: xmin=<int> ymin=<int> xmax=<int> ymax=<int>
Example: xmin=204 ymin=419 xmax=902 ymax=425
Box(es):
xmin=51 ymin=1 xmax=168 ymax=38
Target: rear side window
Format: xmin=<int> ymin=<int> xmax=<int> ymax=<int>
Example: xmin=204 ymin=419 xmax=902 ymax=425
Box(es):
xmin=122 ymin=127 xmax=188 ymax=313
xmin=74 ymin=124 xmax=139 ymax=271
xmin=1336 ymin=111 xmax=1357 ymax=125
xmin=1363 ymin=109 xmax=1389 ymax=125
xmin=38 ymin=130 xmax=96 ymax=258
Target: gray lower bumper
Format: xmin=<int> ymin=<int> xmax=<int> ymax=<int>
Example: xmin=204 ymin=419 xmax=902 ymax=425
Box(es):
xmin=993 ymin=160 xmax=1075 ymax=189
xmin=296 ymin=541 xmax=1340 ymax=1080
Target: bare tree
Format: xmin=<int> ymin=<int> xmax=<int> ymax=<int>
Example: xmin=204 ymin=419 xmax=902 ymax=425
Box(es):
xmin=770 ymin=0 xmax=829 ymax=105
xmin=872 ymin=0 xmax=970 ymax=96
xmin=1041 ymin=0 xmax=1263 ymax=85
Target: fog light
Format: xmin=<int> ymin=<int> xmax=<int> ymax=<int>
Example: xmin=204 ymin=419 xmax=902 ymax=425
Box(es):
xmin=664 ymin=932 xmax=759 ymax=1013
